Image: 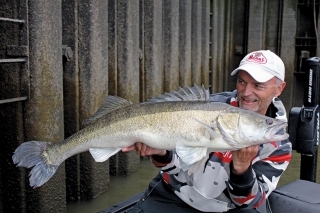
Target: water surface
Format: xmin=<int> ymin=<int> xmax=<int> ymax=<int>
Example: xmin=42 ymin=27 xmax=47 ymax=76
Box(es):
xmin=67 ymin=158 xmax=159 ymax=213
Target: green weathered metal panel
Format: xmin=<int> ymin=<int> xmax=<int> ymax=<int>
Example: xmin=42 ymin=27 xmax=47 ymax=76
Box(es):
xmin=144 ymin=0 xmax=164 ymax=98
xmin=61 ymin=0 xmax=81 ymax=202
xmin=25 ymin=0 xmax=65 ymax=212
xmin=280 ymin=0 xmax=298 ymax=110
xmin=202 ymin=0 xmax=211 ymax=89
xmin=163 ymin=0 xmax=180 ymax=92
xmin=191 ymin=0 xmax=203 ymax=85
xmin=210 ymin=0 xmax=227 ymax=93
xmin=114 ymin=0 xmax=140 ymax=176
xmin=179 ymin=0 xmax=192 ymax=87
xmin=78 ymin=0 xmax=109 ymax=199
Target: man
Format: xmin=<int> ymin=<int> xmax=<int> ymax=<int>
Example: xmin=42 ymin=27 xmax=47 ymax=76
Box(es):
xmin=122 ymin=50 xmax=292 ymax=213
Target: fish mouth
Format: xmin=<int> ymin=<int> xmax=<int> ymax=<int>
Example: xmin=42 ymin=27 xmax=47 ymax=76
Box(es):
xmin=267 ymin=122 xmax=289 ymax=141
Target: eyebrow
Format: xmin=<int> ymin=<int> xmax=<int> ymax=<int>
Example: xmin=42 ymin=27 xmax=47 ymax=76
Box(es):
xmin=237 ymin=76 xmax=267 ymax=86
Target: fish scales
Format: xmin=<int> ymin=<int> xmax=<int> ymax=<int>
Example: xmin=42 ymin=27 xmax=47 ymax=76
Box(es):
xmin=48 ymin=101 xmax=224 ymax=160
xmin=12 ymin=85 xmax=289 ymax=188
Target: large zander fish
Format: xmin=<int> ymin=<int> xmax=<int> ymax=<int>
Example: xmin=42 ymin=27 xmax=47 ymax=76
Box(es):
xmin=12 ymin=85 xmax=289 ymax=188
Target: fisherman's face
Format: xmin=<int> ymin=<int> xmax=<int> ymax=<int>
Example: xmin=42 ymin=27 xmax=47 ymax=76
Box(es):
xmin=236 ymin=70 xmax=286 ymax=115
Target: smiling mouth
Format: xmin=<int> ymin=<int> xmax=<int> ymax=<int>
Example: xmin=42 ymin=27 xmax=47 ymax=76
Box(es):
xmin=241 ymin=98 xmax=258 ymax=105
xmin=242 ymin=97 xmax=257 ymax=103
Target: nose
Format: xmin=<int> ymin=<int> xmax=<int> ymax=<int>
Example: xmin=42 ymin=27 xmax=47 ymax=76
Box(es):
xmin=242 ymin=84 xmax=254 ymax=96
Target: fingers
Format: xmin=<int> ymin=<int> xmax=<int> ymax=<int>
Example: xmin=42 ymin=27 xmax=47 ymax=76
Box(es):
xmin=122 ymin=142 xmax=165 ymax=157
xmin=244 ymin=144 xmax=259 ymax=156
xmin=121 ymin=145 xmax=136 ymax=152
xmin=233 ymin=145 xmax=259 ymax=156
xmin=140 ymin=143 xmax=148 ymax=156
xmin=135 ymin=143 xmax=148 ymax=156
xmin=122 ymin=142 xmax=147 ymax=156
xmin=231 ymin=145 xmax=260 ymax=174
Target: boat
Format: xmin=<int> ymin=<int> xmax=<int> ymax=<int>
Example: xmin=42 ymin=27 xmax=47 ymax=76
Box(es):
xmin=100 ymin=58 xmax=320 ymax=213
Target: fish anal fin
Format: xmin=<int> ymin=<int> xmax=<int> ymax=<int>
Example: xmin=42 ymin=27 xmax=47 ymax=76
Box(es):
xmin=89 ymin=147 xmax=121 ymax=162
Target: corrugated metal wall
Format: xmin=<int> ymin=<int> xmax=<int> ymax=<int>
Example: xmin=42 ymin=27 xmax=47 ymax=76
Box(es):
xmin=0 ymin=0 xmax=319 ymax=212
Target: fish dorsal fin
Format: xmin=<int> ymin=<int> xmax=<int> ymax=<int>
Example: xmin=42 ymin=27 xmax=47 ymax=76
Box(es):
xmin=82 ymin=96 xmax=133 ymax=126
xmin=147 ymin=84 xmax=210 ymax=103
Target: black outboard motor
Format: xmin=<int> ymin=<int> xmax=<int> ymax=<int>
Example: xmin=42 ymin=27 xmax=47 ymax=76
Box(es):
xmin=289 ymin=57 xmax=319 ymax=182
xmin=268 ymin=58 xmax=320 ymax=213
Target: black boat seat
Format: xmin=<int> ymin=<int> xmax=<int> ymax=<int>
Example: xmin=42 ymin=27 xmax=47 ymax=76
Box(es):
xmin=268 ymin=179 xmax=320 ymax=213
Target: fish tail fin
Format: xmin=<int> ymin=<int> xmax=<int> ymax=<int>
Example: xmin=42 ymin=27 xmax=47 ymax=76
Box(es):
xmin=12 ymin=141 xmax=58 ymax=188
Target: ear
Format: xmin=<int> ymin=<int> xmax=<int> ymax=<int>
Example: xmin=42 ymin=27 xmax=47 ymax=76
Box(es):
xmin=276 ymin=81 xmax=286 ymax=97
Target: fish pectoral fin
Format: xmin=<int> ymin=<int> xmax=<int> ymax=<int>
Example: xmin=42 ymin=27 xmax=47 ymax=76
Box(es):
xmin=179 ymin=154 xmax=209 ymax=175
xmin=193 ymin=118 xmax=222 ymax=140
xmin=89 ymin=147 xmax=121 ymax=162
xmin=176 ymin=141 xmax=208 ymax=171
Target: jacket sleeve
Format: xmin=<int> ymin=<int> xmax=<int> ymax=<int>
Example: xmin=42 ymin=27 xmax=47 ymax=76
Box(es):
xmin=227 ymin=140 xmax=292 ymax=208
xmin=150 ymin=150 xmax=173 ymax=167
xmin=150 ymin=151 xmax=184 ymax=174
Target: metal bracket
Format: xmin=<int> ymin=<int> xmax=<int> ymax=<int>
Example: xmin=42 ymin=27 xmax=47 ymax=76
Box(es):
xmin=62 ymin=45 xmax=73 ymax=61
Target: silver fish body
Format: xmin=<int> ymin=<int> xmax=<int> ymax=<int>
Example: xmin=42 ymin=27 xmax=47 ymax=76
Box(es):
xmin=12 ymin=86 xmax=289 ymax=188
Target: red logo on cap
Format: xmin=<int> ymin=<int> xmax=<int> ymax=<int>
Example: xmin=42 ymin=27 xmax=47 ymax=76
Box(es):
xmin=246 ymin=52 xmax=267 ymax=64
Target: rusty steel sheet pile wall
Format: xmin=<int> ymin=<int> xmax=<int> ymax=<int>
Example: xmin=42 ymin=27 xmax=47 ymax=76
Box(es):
xmin=77 ymin=0 xmax=110 ymax=201
xmin=107 ymin=0 xmax=140 ymax=181
xmin=26 ymin=1 xmax=66 ymax=212
xmin=0 ymin=0 xmax=316 ymax=212
xmin=0 ymin=0 xmax=29 ymax=212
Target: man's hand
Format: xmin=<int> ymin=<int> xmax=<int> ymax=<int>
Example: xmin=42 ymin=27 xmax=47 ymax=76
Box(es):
xmin=232 ymin=145 xmax=259 ymax=174
xmin=122 ymin=142 xmax=166 ymax=157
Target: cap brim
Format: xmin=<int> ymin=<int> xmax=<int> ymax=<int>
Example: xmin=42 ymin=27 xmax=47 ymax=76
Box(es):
xmin=231 ymin=64 xmax=274 ymax=83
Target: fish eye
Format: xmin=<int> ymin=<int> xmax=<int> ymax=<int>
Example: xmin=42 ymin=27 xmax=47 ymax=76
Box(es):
xmin=266 ymin=118 xmax=273 ymax=125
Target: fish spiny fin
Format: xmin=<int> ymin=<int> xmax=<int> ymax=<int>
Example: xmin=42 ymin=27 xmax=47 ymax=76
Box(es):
xmin=176 ymin=141 xmax=208 ymax=172
xmin=147 ymin=84 xmax=210 ymax=102
xmin=177 ymin=87 xmax=193 ymax=100
xmin=192 ymin=83 xmax=209 ymax=101
xmin=82 ymin=96 xmax=133 ymax=126
xmin=89 ymin=147 xmax=122 ymax=162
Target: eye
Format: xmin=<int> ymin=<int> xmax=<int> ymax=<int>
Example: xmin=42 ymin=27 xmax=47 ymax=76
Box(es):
xmin=254 ymin=84 xmax=266 ymax=90
xmin=266 ymin=118 xmax=273 ymax=125
xmin=237 ymin=79 xmax=245 ymax=85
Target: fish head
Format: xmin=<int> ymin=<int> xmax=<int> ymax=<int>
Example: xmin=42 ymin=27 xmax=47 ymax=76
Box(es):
xmin=216 ymin=107 xmax=289 ymax=148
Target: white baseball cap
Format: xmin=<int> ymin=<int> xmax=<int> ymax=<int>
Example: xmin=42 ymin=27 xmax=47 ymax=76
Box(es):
xmin=231 ymin=50 xmax=285 ymax=82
